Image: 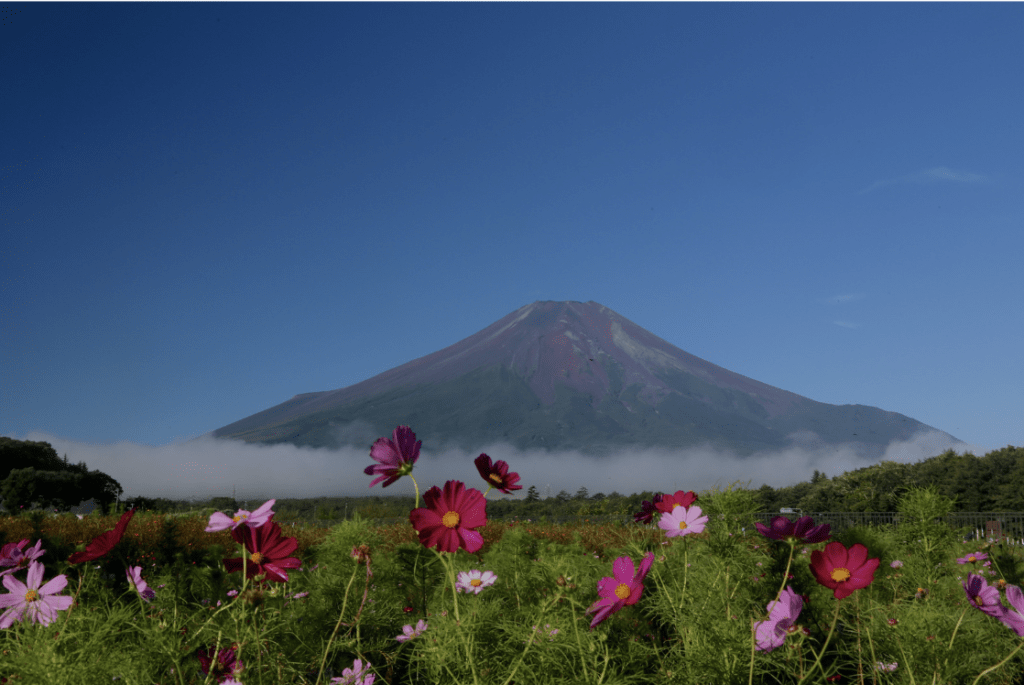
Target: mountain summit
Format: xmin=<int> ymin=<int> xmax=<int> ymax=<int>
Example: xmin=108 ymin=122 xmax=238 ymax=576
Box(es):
xmin=213 ymin=300 xmax=952 ymax=457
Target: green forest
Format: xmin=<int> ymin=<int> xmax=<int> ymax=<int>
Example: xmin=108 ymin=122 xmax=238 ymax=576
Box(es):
xmin=2 ymin=436 xmax=1022 ymax=521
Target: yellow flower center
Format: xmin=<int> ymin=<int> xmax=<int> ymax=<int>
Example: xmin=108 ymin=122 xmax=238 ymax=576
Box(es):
xmin=831 ymin=567 xmax=851 ymax=583
xmin=678 ymin=520 xmax=688 ymax=530
xmin=470 ymin=579 xmax=482 ymax=587
xmin=968 ymin=556 xmax=977 ymax=563
xmin=973 ymin=595 xmax=985 ymax=607
xmin=488 ymin=473 xmax=503 ymax=484
xmin=232 ymin=515 xmax=243 ymax=523
xmin=614 ymin=583 xmax=631 ymax=600
xmin=442 ymin=511 xmax=461 ymax=528
xmin=24 ymin=589 xmax=39 ymax=603
xmin=671 ymin=503 xmax=681 ymax=510
xmin=249 ymin=552 xmax=265 ymax=564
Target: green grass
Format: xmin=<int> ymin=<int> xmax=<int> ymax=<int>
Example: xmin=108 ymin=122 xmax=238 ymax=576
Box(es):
xmin=1 ymin=505 xmax=1024 ymax=685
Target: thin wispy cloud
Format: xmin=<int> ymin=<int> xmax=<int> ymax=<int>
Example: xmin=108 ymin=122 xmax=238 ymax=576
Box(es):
xmin=822 ymin=294 xmax=865 ymax=305
xmin=859 ymin=166 xmax=986 ymax=194
xmin=833 ymin=320 xmax=860 ymax=329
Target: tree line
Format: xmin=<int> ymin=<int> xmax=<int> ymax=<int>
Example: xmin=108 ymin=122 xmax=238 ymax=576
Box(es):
xmin=0 ymin=437 xmax=123 ymax=514
xmin=2 ymin=436 xmax=1021 ymax=520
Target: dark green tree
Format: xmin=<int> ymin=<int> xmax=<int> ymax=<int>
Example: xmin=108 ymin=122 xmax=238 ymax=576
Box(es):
xmin=525 ymin=485 xmax=540 ymax=502
xmin=574 ymin=486 xmax=589 ymax=500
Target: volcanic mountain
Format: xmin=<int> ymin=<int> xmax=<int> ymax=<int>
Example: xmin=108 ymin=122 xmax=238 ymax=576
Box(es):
xmin=212 ymin=300 xmax=953 ymax=458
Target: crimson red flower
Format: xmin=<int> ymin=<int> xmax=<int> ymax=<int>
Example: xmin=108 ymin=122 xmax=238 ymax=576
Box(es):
xmin=222 ymin=516 xmax=301 ymax=584
xmin=196 ymin=643 xmax=243 ymax=683
xmin=810 ymin=542 xmax=880 ymax=600
xmin=633 ymin=495 xmax=664 ymax=524
xmin=473 ymin=454 xmax=522 ymax=494
xmin=409 ymin=480 xmax=487 ymax=553
xmin=67 ymin=509 xmax=137 ymax=564
xmin=654 ymin=490 xmax=698 ymax=514
xmin=365 ymin=425 xmax=421 ymax=488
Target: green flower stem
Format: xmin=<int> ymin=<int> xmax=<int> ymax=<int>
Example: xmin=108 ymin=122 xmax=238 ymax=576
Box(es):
xmin=747 ymin=616 xmax=757 ymax=685
xmin=971 ymin=641 xmax=1024 ymax=685
xmin=409 ymin=474 xmax=421 ymax=510
xmin=947 ymin=607 xmax=968 ymax=651
xmin=681 ymin=536 xmax=690 ymax=608
xmin=436 ymin=549 xmax=479 ymax=685
xmin=797 ymin=600 xmax=842 ymax=685
xmin=773 ymin=542 xmax=797 ymax=604
xmin=314 ymin=561 xmax=361 ymax=685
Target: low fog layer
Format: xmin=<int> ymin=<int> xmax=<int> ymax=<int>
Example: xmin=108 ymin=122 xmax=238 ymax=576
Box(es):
xmin=18 ymin=428 xmax=984 ymax=504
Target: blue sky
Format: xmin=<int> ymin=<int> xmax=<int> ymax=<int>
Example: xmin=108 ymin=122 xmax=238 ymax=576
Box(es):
xmin=3 ymin=3 xmax=1022 ymax=501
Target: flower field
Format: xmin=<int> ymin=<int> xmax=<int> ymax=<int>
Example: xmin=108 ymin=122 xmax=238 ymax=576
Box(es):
xmin=1 ymin=426 xmax=1023 ymax=685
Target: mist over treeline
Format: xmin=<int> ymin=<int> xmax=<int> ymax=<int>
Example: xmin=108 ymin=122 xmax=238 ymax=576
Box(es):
xmin=2 ymin=435 xmax=1022 ymax=519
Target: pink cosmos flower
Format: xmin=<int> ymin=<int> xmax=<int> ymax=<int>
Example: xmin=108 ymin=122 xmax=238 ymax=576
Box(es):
xmin=395 ymin=619 xmax=428 ymax=642
xmin=473 ymin=454 xmax=522 ymax=494
xmin=222 ymin=516 xmax=302 ymax=585
xmin=957 ymin=552 xmax=989 ymax=565
xmin=586 ymin=552 xmax=655 ymax=630
xmin=126 ymin=565 xmax=156 ymax=602
xmin=205 ymin=499 xmax=276 ymax=532
xmin=658 ymin=504 xmax=709 ymax=538
xmin=331 ymin=658 xmax=375 ymax=685
xmin=756 ymin=516 xmax=831 ymax=545
xmin=754 ymin=586 xmax=803 ymax=652
xmin=633 ymin=495 xmax=663 ymax=525
xmin=365 ymin=425 xmax=421 ymax=488
xmin=0 ymin=539 xmax=45 ymax=579
xmin=963 ymin=573 xmax=1007 ymax=619
xmin=456 ymin=569 xmax=497 ymax=594
xmin=999 ymin=585 xmax=1024 ymax=637
xmin=655 ymin=490 xmax=698 ymax=514
xmin=409 ymin=480 xmax=487 ymax=554
xmin=0 ymin=560 xmax=74 ymax=629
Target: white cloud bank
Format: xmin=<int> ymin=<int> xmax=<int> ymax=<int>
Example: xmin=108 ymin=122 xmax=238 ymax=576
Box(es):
xmin=18 ymin=429 xmax=984 ymax=504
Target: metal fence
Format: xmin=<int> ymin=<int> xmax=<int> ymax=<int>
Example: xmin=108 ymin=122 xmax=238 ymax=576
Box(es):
xmin=276 ymin=512 xmax=1024 ymax=544
xmin=751 ymin=512 xmax=1024 ymax=544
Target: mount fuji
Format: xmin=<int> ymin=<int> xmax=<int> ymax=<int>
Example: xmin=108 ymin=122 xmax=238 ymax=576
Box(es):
xmin=212 ymin=300 xmax=954 ymax=459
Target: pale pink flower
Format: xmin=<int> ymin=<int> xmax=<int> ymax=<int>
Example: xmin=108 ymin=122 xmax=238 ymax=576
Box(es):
xmin=0 ymin=560 xmax=74 ymax=628
xmin=395 ymin=619 xmax=428 ymax=642
xmin=658 ymin=505 xmax=708 ymax=538
xmin=0 ymin=539 xmax=46 ymax=579
xmin=205 ymin=499 xmax=276 ymax=532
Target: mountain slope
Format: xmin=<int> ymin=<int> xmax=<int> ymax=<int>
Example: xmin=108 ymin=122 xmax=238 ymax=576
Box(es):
xmin=212 ymin=301 xmax=952 ymax=457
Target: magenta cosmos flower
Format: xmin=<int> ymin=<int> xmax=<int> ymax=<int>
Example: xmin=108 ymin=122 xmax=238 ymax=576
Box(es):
xmin=409 ymin=480 xmax=487 ymax=553
xmin=754 ymin=586 xmax=803 ymax=652
xmin=0 ymin=560 xmax=74 ymax=629
xmin=963 ymin=573 xmax=1007 ymax=619
xmin=473 ymin=453 xmax=522 ymax=494
xmin=658 ymin=504 xmax=709 ymax=538
xmin=633 ymin=494 xmax=664 ymax=524
xmin=1000 ymin=585 xmax=1024 ymax=637
xmin=0 ymin=539 xmax=46 ymax=579
xmin=196 ymin=643 xmax=244 ymax=683
xmin=655 ymin=490 xmax=698 ymax=514
xmin=810 ymin=542 xmax=880 ymax=600
xmin=586 ymin=552 xmax=655 ymax=630
xmin=957 ymin=552 xmax=989 ymax=565
xmin=222 ymin=516 xmax=302 ymax=584
xmin=365 ymin=425 xmax=421 ymax=488
xmin=205 ymin=499 xmax=276 ymax=532
xmin=756 ymin=516 xmax=831 ymax=545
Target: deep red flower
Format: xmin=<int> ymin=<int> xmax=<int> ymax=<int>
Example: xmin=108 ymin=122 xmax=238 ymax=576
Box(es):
xmin=654 ymin=490 xmax=698 ymax=514
xmin=633 ymin=495 xmax=664 ymax=524
xmin=409 ymin=480 xmax=487 ymax=553
xmin=473 ymin=454 xmax=522 ymax=494
xmin=364 ymin=425 xmax=421 ymax=488
xmin=810 ymin=542 xmax=880 ymax=600
xmin=67 ymin=508 xmax=137 ymax=564
xmin=197 ymin=643 xmax=243 ymax=683
xmin=756 ymin=516 xmax=831 ymax=545
xmin=222 ymin=516 xmax=301 ymax=584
